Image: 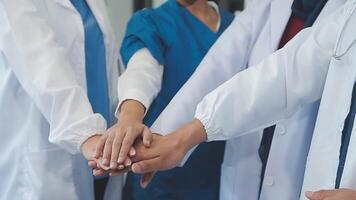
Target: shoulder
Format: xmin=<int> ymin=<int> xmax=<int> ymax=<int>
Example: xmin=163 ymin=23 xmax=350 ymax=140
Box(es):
xmin=128 ymin=1 xmax=178 ymax=28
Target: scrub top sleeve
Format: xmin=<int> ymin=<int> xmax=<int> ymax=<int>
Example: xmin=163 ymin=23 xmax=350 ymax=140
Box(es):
xmin=195 ymin=6 xmax=344 ymax=142
xmin=1 ymin=0 xmax=106 ymax=154
xmin=120 ymin=11 xmax=166 ymax=66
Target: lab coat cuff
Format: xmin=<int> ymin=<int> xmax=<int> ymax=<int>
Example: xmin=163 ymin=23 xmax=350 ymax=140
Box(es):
xmin=72 ymin=114 xmax=107 ymax=154
xmin=50 ymin=114 xmax=107 ymax=154
xmin=116 ymin=89 xmax=153 ymax=117
xmin=194 ymin=113 xmax=222 ymax=142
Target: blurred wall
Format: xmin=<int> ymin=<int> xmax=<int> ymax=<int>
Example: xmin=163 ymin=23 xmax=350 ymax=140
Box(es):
xmin=105 ymin=0 xmax=133 ymax=46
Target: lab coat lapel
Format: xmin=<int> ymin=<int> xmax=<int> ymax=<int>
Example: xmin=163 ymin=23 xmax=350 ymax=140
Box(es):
xmin=336 ymin=4 xmax=356 ymax=188
xmin=270 ymin=0 xmax=293 ymax=50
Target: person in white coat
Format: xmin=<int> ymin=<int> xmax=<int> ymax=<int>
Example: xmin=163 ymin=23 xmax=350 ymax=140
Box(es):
xmin=0 ymin=0 xmax=122 ymax=199
xmin=125 ymin=0 xmax=356 ymax=199
xmin=149 ymin=0 xmax=346 ymax=199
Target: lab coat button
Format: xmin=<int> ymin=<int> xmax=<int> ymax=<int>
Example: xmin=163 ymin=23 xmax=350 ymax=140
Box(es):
xmin=264 ymin=176 xmax=274 ymax=186
xmin=277 ymin=125 xmax=286 ymax=135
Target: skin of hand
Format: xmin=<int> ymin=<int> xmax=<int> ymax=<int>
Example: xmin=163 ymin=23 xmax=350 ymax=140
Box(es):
xmin=93 ymin=100 xmax=153 ymax=170
xmin=81 ymin=135 xmax=102 ymax=161
xmin=129 ymin=119 xmax=208 ymax=188
xmin=305 ymin=189 xmax=356 ymax=200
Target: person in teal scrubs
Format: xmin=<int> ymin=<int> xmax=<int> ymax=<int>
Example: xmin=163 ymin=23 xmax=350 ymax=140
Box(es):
xmin=92 ymin=0 xmax=234 ymax=199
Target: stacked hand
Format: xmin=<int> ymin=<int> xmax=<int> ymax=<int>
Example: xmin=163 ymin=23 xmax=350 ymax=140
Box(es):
xmin=306 ymin=189 xmax=356 ymax=200
xmin=80 ymin=99 xmax=207 ymax=187
xmin=81 ymin=116 xmax=207 ymax=188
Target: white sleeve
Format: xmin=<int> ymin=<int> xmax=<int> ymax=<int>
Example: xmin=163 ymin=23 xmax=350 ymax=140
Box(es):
xmin=150 ymin=1 xmax=256 ymax=135
xmin=195 ymin=5 xmax=347 ymax=142
xmin=116 ymin=48 xmax=163 ymax=115
xmin=1 ymin=0 xmax=106 ymax=154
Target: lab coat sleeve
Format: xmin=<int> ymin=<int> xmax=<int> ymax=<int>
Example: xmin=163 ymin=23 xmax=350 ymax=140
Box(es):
xmin=195 ymin=6 xmax=347 ymax=142
xmin=1 ymin=0 xmax=106 ymax=154
xmin=116 ymin=48 xmax=163 ymax=115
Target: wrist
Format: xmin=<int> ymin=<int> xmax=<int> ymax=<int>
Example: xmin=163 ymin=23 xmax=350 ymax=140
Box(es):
xmin=177 ymin=119 xmax=207 ymax=153
xmin=117 ymin=100 xmax=145 ymax=123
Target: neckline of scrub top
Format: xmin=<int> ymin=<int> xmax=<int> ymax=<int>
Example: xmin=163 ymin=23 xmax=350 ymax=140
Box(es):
xmin=173 ymin=0 xmax=221 ymax=33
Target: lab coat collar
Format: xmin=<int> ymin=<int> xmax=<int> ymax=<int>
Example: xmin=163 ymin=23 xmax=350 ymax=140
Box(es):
xmin=269 ymin=0 xmax=342 ymax=51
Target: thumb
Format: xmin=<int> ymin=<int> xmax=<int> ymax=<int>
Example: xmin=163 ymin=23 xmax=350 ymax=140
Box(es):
xmin=132 ymin=157 xmax=161 ymax=174
xmin=140 ymin=171 xmax=156 ymax=188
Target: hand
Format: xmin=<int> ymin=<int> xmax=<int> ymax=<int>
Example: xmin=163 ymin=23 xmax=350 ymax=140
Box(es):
xmin=305 ymin=189 xmax=356 ymax=200
xmin=81 ymin=135 xmax=102 ymax=160
xmin=130 ymin=119 xmax=207 ymax=187
xmin=88 ymin=160 xmax=131 ymax=176
xmin=93 ymin=100 xmax=152 ymax=170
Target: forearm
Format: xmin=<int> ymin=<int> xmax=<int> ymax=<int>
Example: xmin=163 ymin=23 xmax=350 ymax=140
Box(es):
xmin=117 ymin=48 xmax=163 ymax=115
xmin=117 ymin=100 xmax=146 ymax=123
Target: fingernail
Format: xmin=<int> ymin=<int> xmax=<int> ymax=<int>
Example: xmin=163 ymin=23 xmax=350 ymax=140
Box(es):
xmin=130 ymin=149 xmax=136 ymax=157
xmin=305 ymin=191 xmax=313 ymax=197
xmin=125 ymin=160 xmax=132 ymax=166
xmin=102 ymin=158 xmax=109 ymax=166
xmin=118 ymin=156 xmax=124 ymax=164
xmin=110 ymin=162 xmax=116 ymax=169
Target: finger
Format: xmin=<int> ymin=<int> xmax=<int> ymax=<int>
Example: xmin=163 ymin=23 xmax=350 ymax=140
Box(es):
xmin=305 ymin=190 xmax=334 ymax=200
xmin=131 ymin=144 xmax=158 ymax=163
xmin=88 ymin=160 xmax=98 ymax=169
xmin=118 ymin=129 xmax=137 ymax=164
xmin=102 ymin=133 xmax=115 ymax=167
xmin=93 ymin=168 xmax=107 ymax=177
xmin=129 ymin=147 xmax=136 ymax=157
xmin=142 ymin=126 xmax=153 ymax=147
xmin=94 ymin=134 xmax=108 ymax=158
xmin=140 ymin=171 xmax=156 ymax=188
xmin=117 ymin=164 xmax=125 ymax=170
xmin=124 ymin=157 xmax=132 ymax=167
xmin=110 ymin=130 xmax=126 ymax=169
xmin=131 ymin=157 xmax=161 ymax=174
xmin=97 ymin=158 xmax=110 ymax=171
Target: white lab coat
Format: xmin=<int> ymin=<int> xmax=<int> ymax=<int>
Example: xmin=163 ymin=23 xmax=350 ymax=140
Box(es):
xmin=151 ymin=0 xmax=345 ymax=199
xmin=192 ymin=1 xmax=356 ymax=199
xmin=0 ymin=0 xmax=122 ymax=199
